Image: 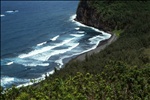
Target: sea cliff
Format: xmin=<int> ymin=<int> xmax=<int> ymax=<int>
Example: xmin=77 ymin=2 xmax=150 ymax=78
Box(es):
xmin=75 ymin=0 xmax=113 ymax=32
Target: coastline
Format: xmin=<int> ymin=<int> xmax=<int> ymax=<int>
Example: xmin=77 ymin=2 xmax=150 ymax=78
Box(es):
xmin=73 ymin=32 xmax=118 ymax=61
xmin=3 ymin=1 xmax=150 ymax=99
xmin=16 ymin=22 xmax=118 ymax=89
xmin=2 ymin=16 xmax=117 ymax=89
xmin=69 ymin=14 xmax=117 ymax=62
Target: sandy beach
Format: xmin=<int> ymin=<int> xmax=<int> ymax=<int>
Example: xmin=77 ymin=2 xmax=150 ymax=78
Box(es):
xmin=74 ymin=33 xmax=118 ymax=61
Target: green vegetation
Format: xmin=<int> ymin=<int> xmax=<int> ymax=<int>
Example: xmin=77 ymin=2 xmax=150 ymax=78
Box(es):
xmin=1 ymin=1 xmax=150 ymax=99
xmin=89 ymin=1 xmax=150 ymax=31
xmin=112 ymin=29 xmax=123 ymax=36
xmin=1 ymin=63 xmax=150 ymax=100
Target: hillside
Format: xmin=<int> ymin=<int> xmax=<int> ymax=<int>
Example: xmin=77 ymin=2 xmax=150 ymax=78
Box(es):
xmin=1 ymin=1 xmax=150 ymax=99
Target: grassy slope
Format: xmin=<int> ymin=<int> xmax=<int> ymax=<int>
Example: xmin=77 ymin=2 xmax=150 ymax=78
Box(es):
xmin=1 ymin=1 xmax=150 ymax=100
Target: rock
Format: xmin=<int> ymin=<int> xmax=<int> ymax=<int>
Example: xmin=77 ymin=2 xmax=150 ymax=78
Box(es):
xmin=75 ymin=0 xmax=113 ymax=33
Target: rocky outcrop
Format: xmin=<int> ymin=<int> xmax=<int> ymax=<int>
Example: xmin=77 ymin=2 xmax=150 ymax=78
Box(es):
xmin=75 ymin=0 xmax=113 ymax=32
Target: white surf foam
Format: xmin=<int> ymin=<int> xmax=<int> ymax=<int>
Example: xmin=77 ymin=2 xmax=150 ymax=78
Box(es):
xmin=89 ymin=35 xmax=105 ymax=44
xmin=17 ymin=70 xmax=54 ymax=88
xmin=70 ymin=14 xmax=86 ymax=27
xmin=37 ymin=41 xmax=47 ymax=46
xmin=55 ymin=50 xmax=86 ymax=69
xmin=18 ymin=38 xmax=75 ymax=59
xmin=55 ymin=35 xmax=107 ymax=69
xmin=2 ymin=56 xmax=50 ymax=67
xmin=55 ymin=45 xmax=98 ymax=69
xmin=78 ymin=31 xmax=85 ymax=33
xmin=54 ymin=51 xmax=82 ymax=68
xmin=75 ymin=27 xmax=80 ymax=30
xmin=1 ymin=14 xmax=112 ymax=89
xmin=70 ymin=34 xmax=85 ymax=37
xmin=11 ymin=38 xmax=79 ymax=67
xmin=31 ymin=43 xmax=79 ymax=62
xmin=50 ymin=35 xmax=59 ymax=41
xmin=22 ymin=62 xmax=49 ymax=67
xmin=89 ymin=27 xmax=111 ymax=39
xmin=55 ymin=58 xmax=64 ymax=68
xmin=15 ymin=14 xmax=111 ymax=67
xmin=6 ymin=62 xmax=13 ymax=65
xmin=0 ymin=14 xmax=5 ymax=17
xmin=1 ymin=70 xmax=54 ymax=88
xmin=70 ymin=14 xmax=111 ymax=39
xmin=70 ymin=14 xmax=76 ymax=21
xmin=5 ymin=10 xmax=19 ymax=13
xmin=6 ymin=11 xmax=14 ymax=13
xmin=1 ymin=77 xmax=14 ymax=87
xmin=1 ymin=76 xmax=29 ymax=88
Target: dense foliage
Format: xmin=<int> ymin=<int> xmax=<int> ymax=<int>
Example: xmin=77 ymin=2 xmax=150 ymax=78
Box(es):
xmin=1 ymin=63 xmax=150 ymax=100
xmin=1 ymin=1 xmax=150 ymax=99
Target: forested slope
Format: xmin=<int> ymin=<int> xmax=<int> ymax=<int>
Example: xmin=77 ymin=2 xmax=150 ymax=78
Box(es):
xmin=1 ymin=1 xmax=150 ymax=100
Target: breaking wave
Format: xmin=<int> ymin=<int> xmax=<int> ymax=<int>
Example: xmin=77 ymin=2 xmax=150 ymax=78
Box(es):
xmin=1 ymin=13 xmax=112 ymax=89
xmin=1 ymin=76 xmax=29 ymax=88
xmin=50 ymin=35 xmax=60 ymax=41
xmin=6 ymin=62 xmax=14 ymax=65
xmin=1 ymin=70 xmax=55 ymax=88
xmin=5 ymin=10 xmax=19 ymax=13
xmin=70 ymin=34 xmax=85 ymax=37
xmin=18 ymin=38 xmax=75 ymax=59
xmin=70 ymin=14 xmax=111 ymax=39
xmin=37 ymin=42 xmax=47 ymax=46
xmin=1 ymin=14 xmax=5 ymax=17
xmin=75 ymin=27 xmax=80 ymax=30
xmin=77 ymin=31 xmax=85 ymax=33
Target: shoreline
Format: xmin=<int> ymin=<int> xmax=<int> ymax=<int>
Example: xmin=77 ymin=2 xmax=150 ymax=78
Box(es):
xmin=73 ymin=32 xmax=118 ymax=61
xmin=4 ymin=33 xmax=117 ymax=90
xmin=2 ymin=17 xmax=117 ymax=90
xmin=72 ymin=16 xmax=118 ymax=61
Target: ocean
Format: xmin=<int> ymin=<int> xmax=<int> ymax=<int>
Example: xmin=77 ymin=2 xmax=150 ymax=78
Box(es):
xmin=1 ymin=1 xmax=111 ymax=88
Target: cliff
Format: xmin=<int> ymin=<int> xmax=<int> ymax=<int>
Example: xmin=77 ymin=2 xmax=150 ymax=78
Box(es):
xmin=75 ymin=1 xmax=150 ymax=34
xmin=75 ymin=0 xmax=113 ymax=32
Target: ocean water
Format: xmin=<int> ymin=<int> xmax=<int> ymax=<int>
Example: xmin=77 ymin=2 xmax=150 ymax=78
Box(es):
xmin=1 ymin=1 xmax=111 ymax=88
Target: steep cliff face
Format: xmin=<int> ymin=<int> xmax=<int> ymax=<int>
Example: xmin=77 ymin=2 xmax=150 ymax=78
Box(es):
xmin=75 ymin=0 xmax=112 ymax=32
